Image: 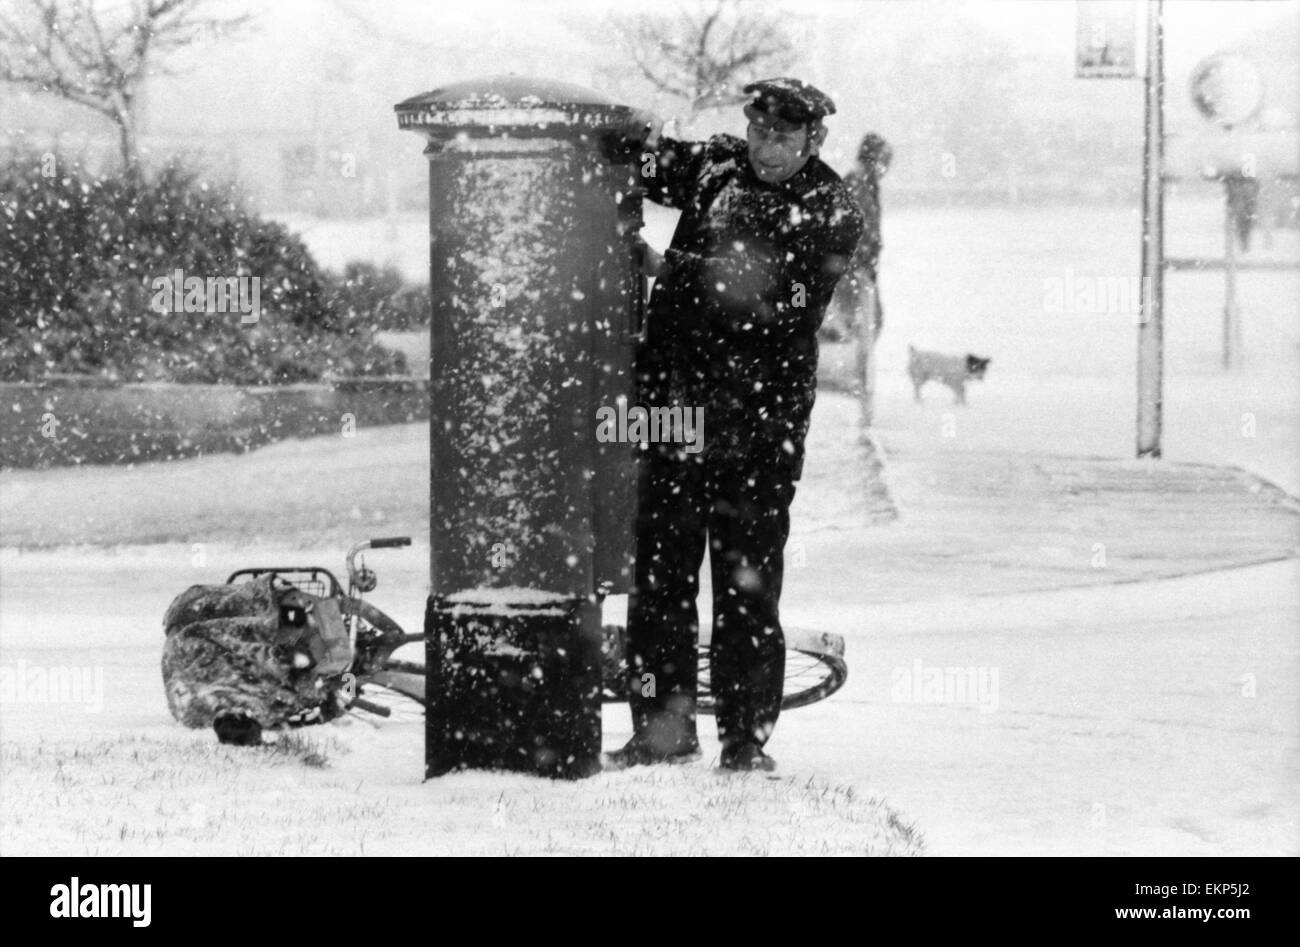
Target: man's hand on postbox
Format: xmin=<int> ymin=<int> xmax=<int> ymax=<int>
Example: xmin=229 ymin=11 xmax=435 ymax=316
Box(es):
xmin=604 ymin=108 xmax=663 ymax=163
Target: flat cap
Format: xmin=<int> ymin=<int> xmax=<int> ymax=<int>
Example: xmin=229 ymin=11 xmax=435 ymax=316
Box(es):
xmin=742 ymin=77 xmax=837 ymax=128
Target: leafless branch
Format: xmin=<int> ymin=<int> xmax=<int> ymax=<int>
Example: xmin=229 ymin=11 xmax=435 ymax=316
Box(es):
xmin=0 ymin=0 xmax=249 ymax=170
xmin=612 ymin=0 xmax=793 ymax=119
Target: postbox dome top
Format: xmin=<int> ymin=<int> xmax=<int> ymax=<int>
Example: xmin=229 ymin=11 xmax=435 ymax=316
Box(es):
xmin=395 ymin=75 xmax=633 ymax=137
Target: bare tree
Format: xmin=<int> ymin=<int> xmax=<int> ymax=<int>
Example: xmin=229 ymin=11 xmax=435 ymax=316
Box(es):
xmin=0 ymin=0 xmax=247 ymax=174
xmin=614 ymin=0 xmax=795 ymax=123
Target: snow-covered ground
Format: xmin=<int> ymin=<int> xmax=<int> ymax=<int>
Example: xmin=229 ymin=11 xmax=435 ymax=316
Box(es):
xmin=2 ymin=200 xmax=1296 ymax=855
xmin=2 ymin=391 xmax=1294 ymax=855
xmin=1 ymin=511 xmax=1294 ymax=855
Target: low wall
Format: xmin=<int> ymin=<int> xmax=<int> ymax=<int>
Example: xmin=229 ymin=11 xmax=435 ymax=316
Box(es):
xmin=0 ymin=377 xmax=428 ymax=469
xmin=2 ymin=357 xmax=861 ymax=470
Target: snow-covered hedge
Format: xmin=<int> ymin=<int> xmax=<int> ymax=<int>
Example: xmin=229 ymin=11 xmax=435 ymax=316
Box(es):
xmin=0 ymin=153 xmax=408 ymax=384
xmin=0 ymin=377 xmax=428 ymax=469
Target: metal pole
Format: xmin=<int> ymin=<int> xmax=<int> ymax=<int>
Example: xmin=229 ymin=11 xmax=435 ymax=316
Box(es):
xmin=857 ymin=283 xmax=877 ymax=430
xmin=1223 ymin=184 xmax=1238 ymax=369
xmin=1136 ymin=0 xmax=1165 ymax=459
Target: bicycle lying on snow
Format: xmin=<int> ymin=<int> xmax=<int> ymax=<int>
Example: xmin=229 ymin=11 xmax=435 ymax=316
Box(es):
xmin=161 ymin=536 xmax=847 ymax=745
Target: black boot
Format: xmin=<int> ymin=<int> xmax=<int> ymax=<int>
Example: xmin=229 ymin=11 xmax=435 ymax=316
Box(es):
xmin=213 ymin=713 xmax=263 ymax=746
xmin=602 ymin=733 xmax=702 ymax=771
xmin=720 ymin=741 xmax=776 ymax=773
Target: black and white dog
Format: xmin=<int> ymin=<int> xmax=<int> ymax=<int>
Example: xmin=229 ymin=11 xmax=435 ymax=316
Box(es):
xmin=908 ymin=345 xmax=991 ymax=405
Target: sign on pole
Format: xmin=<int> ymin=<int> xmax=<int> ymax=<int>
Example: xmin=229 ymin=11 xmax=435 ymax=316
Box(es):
xmin=1076 ymin=1 xmax=1138 ymax=79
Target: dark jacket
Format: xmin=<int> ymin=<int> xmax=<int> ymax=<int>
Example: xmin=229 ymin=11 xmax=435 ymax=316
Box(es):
xmin=638 ymin=133 xmax=864 ymax=479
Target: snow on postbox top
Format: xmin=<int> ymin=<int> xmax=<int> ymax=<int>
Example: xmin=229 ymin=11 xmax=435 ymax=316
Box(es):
xmin=394 ymin=75 xmax=635 ymax=142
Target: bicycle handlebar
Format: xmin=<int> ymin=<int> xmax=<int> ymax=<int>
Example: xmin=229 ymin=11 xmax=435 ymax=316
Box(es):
xmin=345 ymin=537 xmax=412 ymax=592
xmin=368 ymin=537 xmax=412 ymax=549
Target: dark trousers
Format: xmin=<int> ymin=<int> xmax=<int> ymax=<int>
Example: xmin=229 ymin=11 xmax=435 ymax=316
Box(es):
xmin=626 ymin=442 xmax=795 ymax=753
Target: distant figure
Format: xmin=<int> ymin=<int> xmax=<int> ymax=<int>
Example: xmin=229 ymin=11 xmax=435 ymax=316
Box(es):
xmin=828 ymin=132 xmax=892 ymax=341
xmin=1225 ymin=173 xmax=1260 ymax=252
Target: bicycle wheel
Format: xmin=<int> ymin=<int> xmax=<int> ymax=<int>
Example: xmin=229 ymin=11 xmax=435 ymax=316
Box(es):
xmin=698 ymin=628 xmax=847 ymax=712
xmin=602 ymin=624 xmax=847 ymax=712
xmin=367 ymin=625 xmax=848 ymax=716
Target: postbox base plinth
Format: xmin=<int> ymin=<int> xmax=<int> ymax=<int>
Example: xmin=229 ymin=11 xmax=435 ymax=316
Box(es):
xmin=425 ymin=592 xmax=602 ymax=780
